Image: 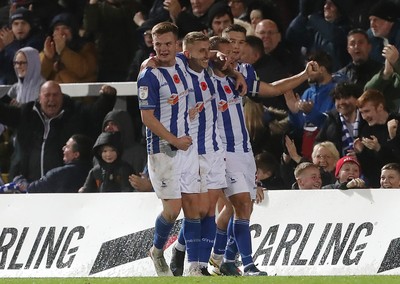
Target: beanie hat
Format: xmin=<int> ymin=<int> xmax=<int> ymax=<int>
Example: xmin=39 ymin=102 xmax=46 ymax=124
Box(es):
xmin=9 ymin=7 xmax=33 ymax=26
xmin=50 ymin=13 xmax=79 ymax=34
xmin=335 ymin=156 xmax=361 ymax=178
xmin=331 ymin=0 xmax=351 ymax=17
xmin=369 ymin=1 xmax=399 ymax=22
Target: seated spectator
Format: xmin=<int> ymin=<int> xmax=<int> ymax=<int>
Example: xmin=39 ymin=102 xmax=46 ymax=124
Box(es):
xmin=16 ymin=134 xmax=93 ymax=193
xmin=102 ymin=109 xmax=147 ymax=175
xmin=334 ymin=28 xmax=382 ymax=89
xmin=315 ymin=82 xmax=366 ymax=157
xmin=255 ymin=151 xmax=286 ymax=190
xmin=365 ymin=44 xmax=400 ymax=112
xmin=380 ymin=163 xmax=400 ymax=189
xmin=83 ymin=0 xmax=139 ymax=82
xmin=0 ymin=7 xmax=44 ymax=84
xmin=80 ymin=132 xmax=135 ymax=192
xmin=354 ymin=89 xmax=400 ymax=188
xmin=40 ymin=13 xmax=97 ymax=83
xmin=322 ymin=155 xmax=366 ymax=189
xmin=0 ymin=81 xmax=116 ymax=182
xmin=367 ymin=0 xmax=400 ymax=64
xmin=286 ymin=0 xmax=351 ymax=71
xmin=293 ymin=162 xmax=322 ymax=190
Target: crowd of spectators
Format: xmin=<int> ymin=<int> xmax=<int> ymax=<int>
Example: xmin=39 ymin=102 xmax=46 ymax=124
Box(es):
xmin=0 ymin=0 xmax=400 ymax=192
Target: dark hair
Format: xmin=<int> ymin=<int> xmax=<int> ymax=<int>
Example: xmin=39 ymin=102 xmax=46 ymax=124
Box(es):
xmin=347 ymin=28 xmax=370 ymax=43
xmin=207 ymin=2 xmax=234 ymax=28
xmin=209 ymin=35 xmax=231 ymax=50
xmin=245 ymin=35 xmax=264 ymax=56
xmin=255 ymin=152 xmax=279 ymax=174
xmin=331 ymin=82 xmax=363 ymax=100
xmin=222 ymin=24 xmax=247 ymax=37
xmin=70 ymin=134 xmax=93 ymax=161
xmin=308 ymin=50 xmax=333 ymax=74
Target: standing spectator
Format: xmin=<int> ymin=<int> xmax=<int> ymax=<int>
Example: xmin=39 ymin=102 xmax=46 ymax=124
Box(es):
xmin=0 ymin=81 xmax=116 ymax=182
xmin=335 ymin=29 xmax=382 ymax=89
xmin=365 ymin=44 xmax=400 ymax=113
xmin=5 ymin=46 xmax=45 ymax=104
xmin=284 ymin=51 xmax=336 ymax=160
xmin=83 ymin=0 xmax=139 ymax=82
xmin=322 ymin=155 xmax=366 ymax=189
xmin=354 ymin=89 xmax=400 ymax=188
xmin=17 ymin=134 xmax=93 ymax=193
xmin=0 ymin=7 xmax=44 ymax=84
xmin=315 ymin=82 xmax=366 ymax=157
xmin=286 ymin=0 xmax=351 ymax=71
xmin=79 ymin=132 xmax=135 ymax=192
xmin=40 ymin=13 xmax=97 ymax=83
xmin=254 ymin=19 xmax=305 ymax=110
xmin=380 ymin=163 xmax=400 ymax=188
xmin=207 ymin=2 xmax=233 ymax=37
xmin=367 ymin=0 xmax=400 ymax=64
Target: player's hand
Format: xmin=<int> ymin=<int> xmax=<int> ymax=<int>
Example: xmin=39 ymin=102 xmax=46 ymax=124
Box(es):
xmin=173 ymin=135 xmax=192 ymax=151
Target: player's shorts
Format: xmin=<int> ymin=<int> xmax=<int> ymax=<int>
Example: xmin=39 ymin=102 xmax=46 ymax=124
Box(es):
xmin=224 ymin=151 xmax=257 ymax=200
xmin=148 ymin=145 xmax=200 ymax=199
xmin=199 ymin=148 xmax=227 ymax=192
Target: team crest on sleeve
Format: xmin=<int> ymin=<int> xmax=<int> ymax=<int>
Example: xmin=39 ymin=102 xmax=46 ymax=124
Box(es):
xmin=138 ymin=86 xmax=149 ymax=100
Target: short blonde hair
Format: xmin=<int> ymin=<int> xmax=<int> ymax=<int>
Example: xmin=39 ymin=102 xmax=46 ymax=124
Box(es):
xmin=294 ymin=162 xmax=319 ymax=179
xmin=311 ymin=141 xmax=340 ymax=162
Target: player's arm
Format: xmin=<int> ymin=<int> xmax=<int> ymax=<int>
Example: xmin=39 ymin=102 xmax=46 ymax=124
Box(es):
xmin=141 ymin=109 xmax=192 ymax=151
xmin=258 ymin=61 xmax=319 ymax=97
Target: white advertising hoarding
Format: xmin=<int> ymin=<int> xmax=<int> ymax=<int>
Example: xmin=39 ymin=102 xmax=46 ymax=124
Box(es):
xmin=0 ymin=189 xmax=399 ymax=277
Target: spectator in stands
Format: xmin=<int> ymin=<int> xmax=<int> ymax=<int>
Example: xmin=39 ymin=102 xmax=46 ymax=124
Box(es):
xmin=315 ymin=82 xmax=366 ymax=157
xmin=228 ymin=0 xmax=249 ymax=22
xmin=365 ymin=44 xmax=400 ymax=113
xmin=128 ymin=164 xmax=153 ymax=192
xmin=322 ymin=155 xmax=366 ymax=189
xmin=293 ymin=162 xmax=322 ymax=190
xmin=380 ymin=163 xmax=400 ymax=189
xmin=4 ymin=46 xmax=44 ymax=105
xmin=286 ymin=0 xmax=351 ymax=71
xmin=255 ymin=151 xmax=286 ymax=190
xmin=354 ymin=89 xmax=400 ymax=188
xmin=254 ymin=19 xmax=305 ymax=110
xmin=0 ymin=81 xmax=116 ymax=182
xmin=367 ymin=0 xmax=400 ymax=64
xmin=16 ymin=134 xmax=93 ymax=193
xmin=83 ymin=0 xmax=139 ymax=82
xmin=207 ymin=2 xmax=233 ymax=37
xmin=284 ymin=51 xmax=336 ymax=160
xmin=0 ymin=7 xmax=44 ymax=84
xmin=40 ymin=13 xmax=97 ymax=83
xmin=335 ymin=29 xmax=382 ymax=89
xmin=282 ymin=139 xmax=339 ymax=187
xmin=102 ymin=109 xmax=147 ymax=176
xmin=80 ymin=132 xmax=135 ymax=192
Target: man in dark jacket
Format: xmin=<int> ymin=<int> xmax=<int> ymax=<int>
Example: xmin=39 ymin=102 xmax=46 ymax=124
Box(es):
xmin=17 ymin=134 xmax=93 ymax=193
xmin=315 ymin=82 xmax=366 ymax=157
xmin=0 ymin=80 xmax=116 ymax=182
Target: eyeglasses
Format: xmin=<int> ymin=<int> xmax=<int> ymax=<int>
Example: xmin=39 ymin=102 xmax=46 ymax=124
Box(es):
xmin=13 ymin=61 xmax=27 ymax=66
xmin=256 ymin=31 xmax=280 ymax=36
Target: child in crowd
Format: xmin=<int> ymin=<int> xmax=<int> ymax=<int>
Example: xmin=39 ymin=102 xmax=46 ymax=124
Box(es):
xmin=380 ymin=163 xmax=400 ymax=189
xmin=255 ymin=151 xmax=285 ymax=190
xmin=79 ymin=132 xmax=134 ymax=192
xmin=323 ymin=155 xmax=366 ymax=189
xmin=293 ymin=162 xmax=322 ymax=190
